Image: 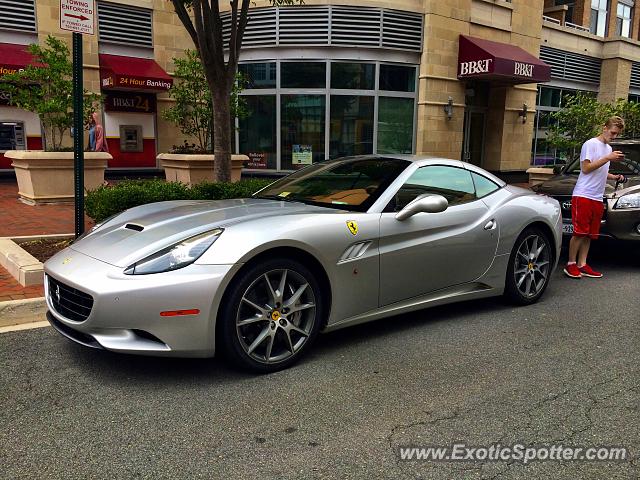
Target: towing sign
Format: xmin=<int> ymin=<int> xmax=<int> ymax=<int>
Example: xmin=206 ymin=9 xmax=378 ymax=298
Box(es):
xmin=60 ymin=0 xmax=95 ymax=35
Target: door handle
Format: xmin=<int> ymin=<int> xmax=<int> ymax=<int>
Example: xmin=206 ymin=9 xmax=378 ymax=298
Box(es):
xmin=484 ymin=220 xmax=496 ymax=230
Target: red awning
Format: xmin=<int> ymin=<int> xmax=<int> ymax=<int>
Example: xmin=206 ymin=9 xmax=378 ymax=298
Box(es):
xmin=458 ymin=35 xmax=550 ymax=84
xmin=0 ymin=43 xmax=35 ymax=75
xmin=99 ymin=54 xmax=173 ymax=92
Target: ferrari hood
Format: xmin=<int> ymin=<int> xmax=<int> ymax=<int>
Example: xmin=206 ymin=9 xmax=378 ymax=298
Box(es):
xmin=69 ymin=198 xmax=333 ymax=267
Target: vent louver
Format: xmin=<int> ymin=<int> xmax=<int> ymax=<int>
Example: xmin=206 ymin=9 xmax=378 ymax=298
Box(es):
xmin=0 ymin=0 xmax=36 ymax=33
xmin=631 ymin=62 xmax=640 ymax=90
xmin=221 ymin=6 xmax=423 ymax=52
xmin=98 ymin=1 xmax=153 ymax=48
xmin=539 ymin=46 xmax=601 ymax=84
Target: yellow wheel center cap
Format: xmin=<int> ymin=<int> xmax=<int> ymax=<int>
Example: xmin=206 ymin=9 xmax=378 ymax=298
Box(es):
xmin=271 ymin=310 xmax=281 ymax=321
xmin=528 ymin=262 xmax=534 ymax=271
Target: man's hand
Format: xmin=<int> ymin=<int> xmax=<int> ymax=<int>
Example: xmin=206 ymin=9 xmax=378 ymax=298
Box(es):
xmin=607 ymin=150 xmax=625 ymax=162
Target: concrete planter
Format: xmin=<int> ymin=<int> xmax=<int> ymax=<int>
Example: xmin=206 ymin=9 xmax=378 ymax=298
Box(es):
xmin=158 ymin=153 xmax=247 ymax=185
xmin=526 ymin=167 xmax=556 ymax=187
xmin=0 ymin=234 xmax=72 ymax=287
xmin=5 ymin=150 xmax=110 ymax=205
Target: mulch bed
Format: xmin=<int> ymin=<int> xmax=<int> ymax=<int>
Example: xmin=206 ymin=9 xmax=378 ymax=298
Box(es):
xmin=19 ymin=238 xmax=73 ymax=263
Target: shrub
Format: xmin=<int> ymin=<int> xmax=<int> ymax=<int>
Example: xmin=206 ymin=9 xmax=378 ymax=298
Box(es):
xmin=85 ymin=178 xmax=274 ymax=222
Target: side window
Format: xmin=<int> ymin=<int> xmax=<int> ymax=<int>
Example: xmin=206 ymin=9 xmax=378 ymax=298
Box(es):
xmin=389 ymin=165 xmax=476 ymax=211
xmin=471 ymin=172 xmax=500 ymax=198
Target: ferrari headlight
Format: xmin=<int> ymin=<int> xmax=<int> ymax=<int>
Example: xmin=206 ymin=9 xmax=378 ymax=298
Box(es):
xmin=614 ymin=192 xmax=640 ymax=209
xmin=124 ymin=229 xmax=223 ymax=275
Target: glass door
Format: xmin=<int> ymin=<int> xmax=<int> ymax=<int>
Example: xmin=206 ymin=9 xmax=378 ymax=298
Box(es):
xmin=462 ymin=107 xmax=486 ymax=167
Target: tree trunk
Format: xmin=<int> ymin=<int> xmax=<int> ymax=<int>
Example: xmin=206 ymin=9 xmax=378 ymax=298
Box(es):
xmin=212 ymin=88 xmax=232 ymax=183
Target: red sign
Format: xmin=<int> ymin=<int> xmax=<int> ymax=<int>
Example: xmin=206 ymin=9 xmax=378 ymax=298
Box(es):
xmin=101 ymin=74 xmax=172 ymax=91
xmin=104 ymin=92 xmax=157 ymax=113
xmin=0 ymin=66 xmax=23 ymax=76
xmin=246 ymin=152 xmax=268 ymax=169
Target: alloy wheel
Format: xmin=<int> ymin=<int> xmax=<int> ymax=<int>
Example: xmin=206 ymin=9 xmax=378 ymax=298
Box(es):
xmin=513 ymin=233 xmax=551 ymax=298
xmin=235 ymin=268 xmax=317 ymax=365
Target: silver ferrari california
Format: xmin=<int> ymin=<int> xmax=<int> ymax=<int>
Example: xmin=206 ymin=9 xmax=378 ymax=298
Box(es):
xmin=45 ymin=156 xmax=562 ymax=372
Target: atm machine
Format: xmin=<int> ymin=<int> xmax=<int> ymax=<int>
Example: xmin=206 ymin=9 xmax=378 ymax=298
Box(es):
xmin=0 ymin=121 xmax=26 ymax=152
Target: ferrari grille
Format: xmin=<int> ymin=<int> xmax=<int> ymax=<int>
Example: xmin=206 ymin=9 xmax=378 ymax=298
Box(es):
xmin=47 ymin=275 xmax=94 ymax=322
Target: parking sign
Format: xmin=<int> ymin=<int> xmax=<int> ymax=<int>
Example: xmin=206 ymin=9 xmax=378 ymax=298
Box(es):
xmin=60 ymin=0 xmax=95 ymax=35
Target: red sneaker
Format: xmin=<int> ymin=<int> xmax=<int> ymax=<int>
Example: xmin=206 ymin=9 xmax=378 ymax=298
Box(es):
xmin=579 ymin=264 xmax=603 ymax=278
xmin=563 ymin=263 xmax=582 ymax=278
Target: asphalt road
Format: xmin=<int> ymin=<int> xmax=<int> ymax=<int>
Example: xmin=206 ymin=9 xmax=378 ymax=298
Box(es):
xmin=1 ymin=241 xmax=638 ymax=479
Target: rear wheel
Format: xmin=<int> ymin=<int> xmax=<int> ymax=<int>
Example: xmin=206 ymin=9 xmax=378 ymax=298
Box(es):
xmin=219 ymin=258 xmax=324 ymax=373
xmin=504 ymin=227 xmax=553 ymax=305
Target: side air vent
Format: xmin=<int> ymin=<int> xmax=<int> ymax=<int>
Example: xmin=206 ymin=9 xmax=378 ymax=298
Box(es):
xmin=339 ymin=241 xmax=372 ymax=263
xmin=125 ymin=223 xmax=144 ymax=231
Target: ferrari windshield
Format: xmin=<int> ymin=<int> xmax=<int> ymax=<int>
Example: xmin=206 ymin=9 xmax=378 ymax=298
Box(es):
xmin=254 ymin=157 xmax=410 ymax=211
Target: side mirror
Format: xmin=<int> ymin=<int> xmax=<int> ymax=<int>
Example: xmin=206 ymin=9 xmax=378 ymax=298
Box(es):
xmin=553 ymin=165 xmax=562 ymax=175
xmin=395 ymin=194 xmax=448 ymax=221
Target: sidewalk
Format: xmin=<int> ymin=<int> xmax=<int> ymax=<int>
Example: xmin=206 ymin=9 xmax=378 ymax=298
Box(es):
xmin=0 ymin=179 xmax=91 ymax=302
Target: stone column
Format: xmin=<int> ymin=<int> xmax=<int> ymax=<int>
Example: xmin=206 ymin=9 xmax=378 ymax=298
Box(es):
xmin=597 ymin=57 xmax=632 ymax=104
xmin=482 ymin=85 xmax=537 ymax=172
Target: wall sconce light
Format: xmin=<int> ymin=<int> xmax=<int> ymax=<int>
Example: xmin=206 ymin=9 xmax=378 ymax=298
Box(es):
xmin=444 ymin=96 xmax=453 ymax=120
xmin=518 ymin=103 xmax=528 ymax=124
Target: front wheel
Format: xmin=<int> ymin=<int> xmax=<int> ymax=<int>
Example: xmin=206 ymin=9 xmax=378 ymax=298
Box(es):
xmin=218 ymin=258 xmax=324 ymax=373
xmin=504 ymin=227 xmax=554 ymax=305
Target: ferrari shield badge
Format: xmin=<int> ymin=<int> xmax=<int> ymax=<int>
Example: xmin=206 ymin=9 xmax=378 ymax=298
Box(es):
xmin=346 ymin=220 xmax=358 ymax=236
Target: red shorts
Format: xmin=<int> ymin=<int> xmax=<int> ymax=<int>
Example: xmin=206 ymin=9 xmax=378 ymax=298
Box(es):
xmin=571 ymin=196 xmax=604 ymax=239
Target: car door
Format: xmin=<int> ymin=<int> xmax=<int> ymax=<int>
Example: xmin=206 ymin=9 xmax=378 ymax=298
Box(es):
xmin=378 ymin=165 xmax=499 ymax=306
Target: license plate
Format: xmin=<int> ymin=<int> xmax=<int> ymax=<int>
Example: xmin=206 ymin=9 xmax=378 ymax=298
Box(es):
xmin=562 ymin=222 xmax=574 ymax=235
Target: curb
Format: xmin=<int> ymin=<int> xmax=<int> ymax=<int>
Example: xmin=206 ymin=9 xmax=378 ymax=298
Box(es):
xmin=0 ymin=297 xmax=48 ymax=328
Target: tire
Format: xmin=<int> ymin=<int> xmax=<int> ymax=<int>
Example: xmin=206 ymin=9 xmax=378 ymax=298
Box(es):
xmin=504 ymin=226 xmax=554 ymax=305
xmin=218 ymin=257 xmax=325 ymax=373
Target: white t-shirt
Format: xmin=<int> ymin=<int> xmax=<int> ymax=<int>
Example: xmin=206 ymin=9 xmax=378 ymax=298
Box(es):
xmin=572 ymin=137 xmax=611 ymax=201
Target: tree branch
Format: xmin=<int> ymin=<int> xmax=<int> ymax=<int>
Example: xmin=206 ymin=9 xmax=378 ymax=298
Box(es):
xmin=170 ymin=0 xmax=199 ymax=48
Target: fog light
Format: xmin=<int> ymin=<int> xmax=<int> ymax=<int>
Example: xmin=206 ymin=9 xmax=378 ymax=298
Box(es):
xmin=636 ymin=223 xmax=640 ymax=234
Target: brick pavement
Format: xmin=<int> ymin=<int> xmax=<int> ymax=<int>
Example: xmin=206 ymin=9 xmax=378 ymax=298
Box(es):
xmin=0 ymin=179 xmax=90 ymax=300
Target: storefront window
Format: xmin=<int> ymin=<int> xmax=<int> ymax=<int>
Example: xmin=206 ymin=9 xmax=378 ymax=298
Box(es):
xmin=331 ymin=63 xmax=375 ymax=90
xmin=239 ymin=63 xmax=276 ymax=89
xmin=281 ymin=95 xmax=326 ymax=169
xmin=329 ymin=95 xmax=374 ymax=158
xmin=239 ymin=95 xmax=277 ymax=169
xmin=377 ymin=97 xmax=414 ymax=154
xmin=538 ymin=87 xmax=561 ymax=107
xmin=281 ymin=62 xmax=326 ymax=88
xmin=379 ymin=65 xmax=416 ymax=92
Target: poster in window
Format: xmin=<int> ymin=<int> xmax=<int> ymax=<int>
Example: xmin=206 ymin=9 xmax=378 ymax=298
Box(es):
xmin=247 ymin=152 xmax=268 ymax=169
xmin=292 ymin=144 xmax=312 ymax=166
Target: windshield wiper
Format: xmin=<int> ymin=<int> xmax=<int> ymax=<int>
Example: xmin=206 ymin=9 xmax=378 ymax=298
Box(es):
xmin=254 ymin=194 xmax=305 ymax=203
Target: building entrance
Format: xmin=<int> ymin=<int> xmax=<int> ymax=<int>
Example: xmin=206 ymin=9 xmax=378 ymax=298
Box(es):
xmin=462 ymin=83 xmax=488 ymax=167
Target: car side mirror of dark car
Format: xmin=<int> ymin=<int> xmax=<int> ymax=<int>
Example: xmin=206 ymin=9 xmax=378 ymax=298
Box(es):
xmin=395 ymin=193 xmax=448 ymax=221
xmin=553 ymin=165 xmax=563 ymax=175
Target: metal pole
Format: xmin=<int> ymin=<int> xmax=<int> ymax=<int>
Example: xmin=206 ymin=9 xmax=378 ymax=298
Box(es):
xmin=72 ymin=32 xmax=84 ymax=238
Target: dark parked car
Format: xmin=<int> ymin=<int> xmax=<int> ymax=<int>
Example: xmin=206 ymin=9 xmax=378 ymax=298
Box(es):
xmin=532 ymin=139 xmax=640 ymax=241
